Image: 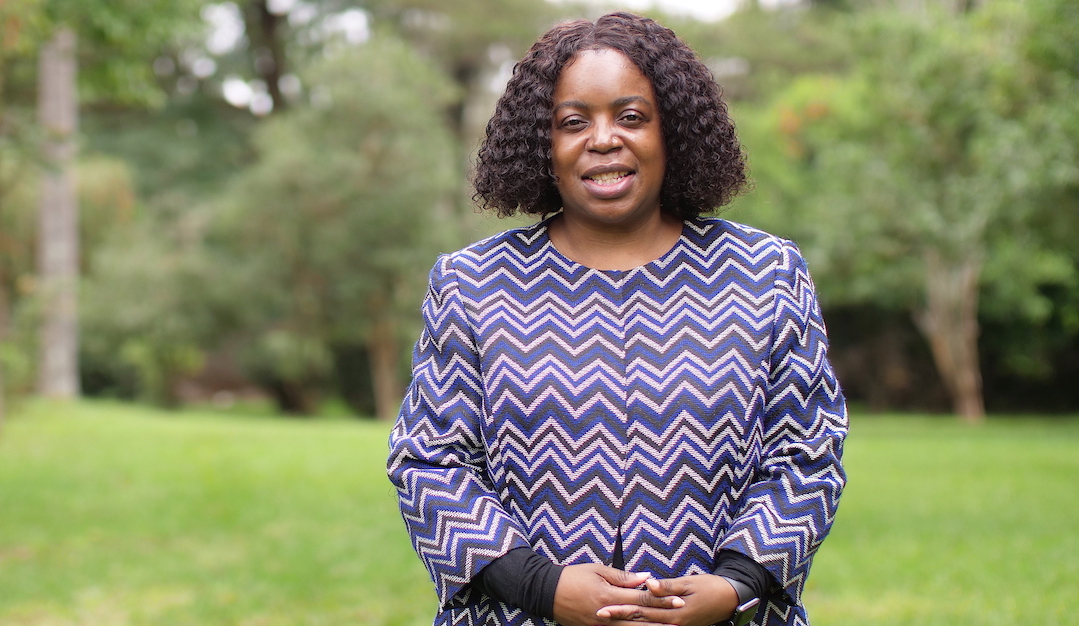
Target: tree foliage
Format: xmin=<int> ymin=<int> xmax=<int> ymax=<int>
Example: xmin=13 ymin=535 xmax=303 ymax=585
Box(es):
xmin=732 ymin=0 xmax=1079 ymax=418
xmin=211 ymin=35 xmax=458 ymax=417
xmin=80 ymin=216 xmax=240 ymax=405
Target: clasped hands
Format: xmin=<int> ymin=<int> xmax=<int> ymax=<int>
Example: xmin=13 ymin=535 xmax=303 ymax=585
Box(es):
xmin=552 ymin=563 xmax=740 ymax=626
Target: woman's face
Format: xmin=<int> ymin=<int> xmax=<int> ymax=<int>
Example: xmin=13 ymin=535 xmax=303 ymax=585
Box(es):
xmin=550 ymin=48 xmax=666 ymax=231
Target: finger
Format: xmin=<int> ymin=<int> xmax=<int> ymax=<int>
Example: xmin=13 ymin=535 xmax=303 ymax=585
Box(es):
xmin=604 ymin=591 xmax=686 ymax=608
xmin=644 ymin=576 xmax=692 ymax=598
xmin=596 ymin=605 xmax=678 ymax=626
xmin=637 ymin=588 xmax=686 ymax=608
xmin=597 ymin=588 xmax=685 ymax=611
xmin=593 ymin=585 xmax=680 ymax=610
xmin=597 ymin=567 xmax=652 ymax=589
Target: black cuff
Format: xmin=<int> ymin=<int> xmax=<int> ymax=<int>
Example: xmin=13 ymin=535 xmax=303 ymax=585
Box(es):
xmin=471 ymin=548 xmax=564 ymax=619
xmin=713 ymin=549 xmax=779 ymax=603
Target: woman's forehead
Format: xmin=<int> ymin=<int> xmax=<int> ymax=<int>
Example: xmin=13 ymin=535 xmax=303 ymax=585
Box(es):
xmin=554 ymin=48 xmax=654 ymax=97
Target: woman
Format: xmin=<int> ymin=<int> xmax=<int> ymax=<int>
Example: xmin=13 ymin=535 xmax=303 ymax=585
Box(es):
xmin=388 ymin=12 xmax=846 ymax=626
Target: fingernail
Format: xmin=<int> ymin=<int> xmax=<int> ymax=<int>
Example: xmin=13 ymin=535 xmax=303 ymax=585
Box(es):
xmin=672 ymin=597 xmax=685 ymax=608
xmin=596 ymin=609 xmax=610 ymax=618
xmin=638 ymin=571 xmax=652 ymax=579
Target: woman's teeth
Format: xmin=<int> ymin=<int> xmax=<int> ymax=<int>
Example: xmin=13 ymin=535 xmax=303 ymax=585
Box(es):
xmin=587 ymin=172 xmax=630 ymax=185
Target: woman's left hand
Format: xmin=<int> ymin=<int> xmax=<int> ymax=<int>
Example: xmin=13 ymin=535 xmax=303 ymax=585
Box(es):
xmin=595 ymin=573 xmax=739 ymax=626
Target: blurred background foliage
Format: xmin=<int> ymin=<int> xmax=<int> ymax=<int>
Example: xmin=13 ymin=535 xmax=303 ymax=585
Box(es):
xmin=1 ymin=0 xmax=1077 ymax=419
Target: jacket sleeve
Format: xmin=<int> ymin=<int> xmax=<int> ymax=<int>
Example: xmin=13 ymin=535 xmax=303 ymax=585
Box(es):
xmin=718 ymin=241 xmax=848 ymax=606
xmin=387 ymin=255 xmax=532 ymax=609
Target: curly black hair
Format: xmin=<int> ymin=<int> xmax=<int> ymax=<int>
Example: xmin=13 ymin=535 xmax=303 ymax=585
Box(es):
xmin=472 ymin=12 xmax=747 ymax=219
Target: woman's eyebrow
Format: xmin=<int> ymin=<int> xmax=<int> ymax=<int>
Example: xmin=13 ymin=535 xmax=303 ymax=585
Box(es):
xmin=612 ymin=95 xmax=650 ymax=108
xmin=553 ymin=95 xmax=651 ymax=112
xmin=553 ymin=99 xmax=588 ymax=112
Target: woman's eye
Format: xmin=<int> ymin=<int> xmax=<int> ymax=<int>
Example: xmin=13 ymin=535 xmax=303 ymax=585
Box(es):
xmin=622 ymin=112 xmax=642 ymax=123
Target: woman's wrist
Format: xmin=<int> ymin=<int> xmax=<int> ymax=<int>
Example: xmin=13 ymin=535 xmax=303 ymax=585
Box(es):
xmin=713 ymin=575 xmax=761 ymax=626
xmin=712 ymin=548 xmax=774 ymax=602
xmin=474 ymin=548 xmax=563 ymax=619
xmin=718 ymin=575 xmax=753 ymax=605
xmin=696 ymin=573 xmax=742 ymax=625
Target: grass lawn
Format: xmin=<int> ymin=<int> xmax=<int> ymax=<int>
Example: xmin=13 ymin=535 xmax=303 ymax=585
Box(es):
xmin=0 ymin=401 xmax=433 ymax=626
xmin=1 ymin=401 xmax=1077 ymax=625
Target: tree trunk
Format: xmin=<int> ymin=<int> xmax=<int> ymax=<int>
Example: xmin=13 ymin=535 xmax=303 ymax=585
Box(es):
xmin=246 ymin=0 xmax=287 ymax=112
xmin=368 ymin=312 xmax=401 ymax=421
xmin=36 ymin=27 xmax=80 ymax=399
xmin=914 ymin=248 xmax=985 ymax=422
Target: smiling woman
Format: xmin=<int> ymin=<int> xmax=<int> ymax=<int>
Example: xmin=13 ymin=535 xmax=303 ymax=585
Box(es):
xmin=388 ymin=12 xmax=847 ymax=626
xmin=547 ymin=49 xmax=675 ymax=270
xmin=471 ymin=13 xmax=746 ymax=220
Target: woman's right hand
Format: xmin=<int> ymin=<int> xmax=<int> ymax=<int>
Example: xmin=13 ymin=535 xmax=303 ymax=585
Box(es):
xmin=552 ymin=564 xmax=683 ymax=626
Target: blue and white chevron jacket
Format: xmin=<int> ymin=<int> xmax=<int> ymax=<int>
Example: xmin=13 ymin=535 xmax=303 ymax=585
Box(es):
xmin=388 ymin=217 xmax=847 ymax=626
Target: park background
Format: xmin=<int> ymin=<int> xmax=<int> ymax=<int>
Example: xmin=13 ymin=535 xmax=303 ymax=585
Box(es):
xmin=1 ymin=0 xmax=1077 ymax=624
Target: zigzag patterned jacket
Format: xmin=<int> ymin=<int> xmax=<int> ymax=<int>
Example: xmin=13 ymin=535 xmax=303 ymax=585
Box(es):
xmin=388 ymin=217 xmax=847 ymax=626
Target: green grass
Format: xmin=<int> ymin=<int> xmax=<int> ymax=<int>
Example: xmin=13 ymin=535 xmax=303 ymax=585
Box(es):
xmin=1 ymin=402 xmax=1077 ymax=625
xmin=0 ymin=401 xmax=434 ymax=626
xmin=807 ymin=416 xmax=1079 ymax=625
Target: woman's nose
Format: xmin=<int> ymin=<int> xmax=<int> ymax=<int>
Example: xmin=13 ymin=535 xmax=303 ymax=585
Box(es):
xmin=588 ymin=119 xmax=623 ymax=153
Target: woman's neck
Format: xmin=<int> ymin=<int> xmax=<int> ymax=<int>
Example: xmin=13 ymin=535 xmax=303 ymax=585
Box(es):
xmin=547 ymin=211 xmax=684 ymax=271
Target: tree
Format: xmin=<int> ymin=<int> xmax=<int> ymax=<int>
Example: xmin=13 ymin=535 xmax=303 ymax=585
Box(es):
xmin=0 ymin=0 xmax=204 ymax=405
xmin=364 ymin=0 xmax=555 ymax=134
xmin=0 ymin=117 xmax=37 ymax=431
xmin=60 ymin=0 xmax=555 ymax=413
xmin=80 ymin=212 xmax=240 ymax=406
xmin=214 ymin=35 xmax=458 ymax=418
xmin=191 ymin=0 xmax=556 ymax=249
xmin=35 ymin=26 xmax=78 ymax=398
xmin=1 ymin=0 xmax=45 ymax=424
xmin=673 ymin=2 xmax=854 ymax=105
xmin=745 ymin=4 xmax=1079 ymax=421
xmin=243 ymin=0 xmax=290 ymax=112
xmin=335 ymin=0 xmax=558 ymax=243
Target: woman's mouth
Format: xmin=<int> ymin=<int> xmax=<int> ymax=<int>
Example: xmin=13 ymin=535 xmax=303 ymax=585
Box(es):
xmin=586 ymin=171 xmax=632 ymax=186
xmin=581 ymin=170 xmax=635 ymax=199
